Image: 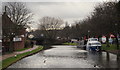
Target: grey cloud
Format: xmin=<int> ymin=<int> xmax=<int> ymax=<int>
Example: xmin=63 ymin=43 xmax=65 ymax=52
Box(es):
xmin=27 ymin=2 xmax=97 ymax=23
xmin=1 ymin=1 xmax=103 ymax=29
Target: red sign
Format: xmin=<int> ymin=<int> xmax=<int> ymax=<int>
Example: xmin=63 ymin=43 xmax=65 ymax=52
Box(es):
xmin=110 ymin=34 xmax=115 ymax=38
xmin=102 ymin=36 xmax=106 ymax=38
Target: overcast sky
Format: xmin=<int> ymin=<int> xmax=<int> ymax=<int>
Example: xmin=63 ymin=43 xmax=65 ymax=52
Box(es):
xmin=1 ymin=0 xmax=118 ymax=30
xmin=26 ymin=2 xmax=98 ymax=29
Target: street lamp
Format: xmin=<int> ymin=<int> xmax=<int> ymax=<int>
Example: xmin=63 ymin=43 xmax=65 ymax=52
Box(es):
xmin=88 ymin=30 xmax=90 ymax=39
xmin=115 ymin=23 xmax=118 ymax=36
xmin=115 ymin=23 xmax=118 ymax=37
xmin=9 ymin=32 xmax=15 ymax=52
xmin=115 ymin=23 xmax=119 ymax=50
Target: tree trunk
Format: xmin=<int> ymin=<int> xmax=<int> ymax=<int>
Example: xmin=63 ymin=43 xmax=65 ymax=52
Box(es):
xmin=106 ymin=35 xmax=110 ymax=47
xmin=115 ymin=34 xmax=119 ymax=50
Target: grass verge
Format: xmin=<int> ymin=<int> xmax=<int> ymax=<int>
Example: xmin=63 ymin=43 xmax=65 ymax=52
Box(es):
xmin=1 ymin=45 xmax=43 ymax=70
xmin=63 ymin=42 xmax=78 ymax=45
xmin=102 ymin=44 xmax=120 ymax=50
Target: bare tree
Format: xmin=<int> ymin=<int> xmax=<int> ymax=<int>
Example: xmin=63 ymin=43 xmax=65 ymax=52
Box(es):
xmin=4 ymin=2 xmax=32 ymax=28
xmin=61 ymin=22 xmax=71 ymax=39
xmin=39 ymin=16 xmax=63 ymax=30
xmin=39 ymin=16 xmax=64 ymax=40
xmin=2 ymin=2 xmax=32 ymax=52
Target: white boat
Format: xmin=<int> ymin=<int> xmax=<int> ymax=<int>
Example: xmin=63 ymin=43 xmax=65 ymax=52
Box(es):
xmin=86 ymin=38 xmax=101 ymax=51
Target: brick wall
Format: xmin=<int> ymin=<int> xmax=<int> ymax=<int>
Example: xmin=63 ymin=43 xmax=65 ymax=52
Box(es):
xmin=13 ymin=37 xmax=25 ymax=51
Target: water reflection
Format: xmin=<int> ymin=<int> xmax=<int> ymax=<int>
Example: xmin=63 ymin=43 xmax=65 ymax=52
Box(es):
xmin=117 ymin=53 xmax=120 ymax=68
xmin=106 ymin=52 xmax=110 ymax=68
xmin=80 ymin=51 xmax=119 ymax=68
xmin=117 ymin=53 xmax=120 ymax=60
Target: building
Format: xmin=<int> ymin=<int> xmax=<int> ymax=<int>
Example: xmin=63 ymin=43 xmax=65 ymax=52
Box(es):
xmin=0 ymin=14 xmax=2 ymax=52
xmin=2 ymin=12 xmax=26 ymax=53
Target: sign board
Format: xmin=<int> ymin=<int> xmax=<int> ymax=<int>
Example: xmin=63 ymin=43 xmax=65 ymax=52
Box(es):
xmin=102 ymin=36 xmax=106 ymax=43
xmin=109 ymin=38 xmax=113 ymax=44
xmin=110 ymin=34 xmax=115 ymax=38
xmin=13 ymin=37 xmax=22 ymax=42
xmin=71 ymin=39 xmax=78 ymax=42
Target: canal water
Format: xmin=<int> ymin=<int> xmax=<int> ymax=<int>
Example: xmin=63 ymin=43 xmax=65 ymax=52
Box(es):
xmin=8 ymin=45 xmax=120 ymax=68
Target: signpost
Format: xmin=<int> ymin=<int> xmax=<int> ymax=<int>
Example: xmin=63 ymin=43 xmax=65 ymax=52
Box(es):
xmin=102 ymin=36 xmax=106 ymax=43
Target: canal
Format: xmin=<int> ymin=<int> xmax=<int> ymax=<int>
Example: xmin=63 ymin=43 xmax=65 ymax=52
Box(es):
xmin=8 ymin=45 xmax=120 ymax=68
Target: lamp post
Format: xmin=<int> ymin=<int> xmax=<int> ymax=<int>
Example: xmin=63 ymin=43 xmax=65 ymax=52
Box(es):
xmin=41 ymin=33 xmax=45 ymax=45
xmin=115 ymin=23 xmax=119 ymax=50
xmin=9 ymin=32 xmax=15 ymax=52
xmin=88 ymin=30 xmax=90 ymax=39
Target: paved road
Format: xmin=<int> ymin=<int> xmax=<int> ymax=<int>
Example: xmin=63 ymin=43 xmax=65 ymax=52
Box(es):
xmin=8 ymin=45 xmax=120 ymax=68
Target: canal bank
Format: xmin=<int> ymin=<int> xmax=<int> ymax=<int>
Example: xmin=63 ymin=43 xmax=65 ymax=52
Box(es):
xmin=1 ymin=45 xmax=43 ymax=70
